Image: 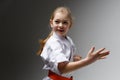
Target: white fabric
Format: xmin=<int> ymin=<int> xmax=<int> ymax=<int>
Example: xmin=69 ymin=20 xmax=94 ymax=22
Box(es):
xmin=41 ymin=32 xmax=76 ymax=80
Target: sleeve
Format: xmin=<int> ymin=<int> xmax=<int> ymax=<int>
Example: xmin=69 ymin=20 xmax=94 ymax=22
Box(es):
xmin=48 ymin=40 xmax=69 ymax=74
xmin=67 ymin=36 xmax=76 ymax=55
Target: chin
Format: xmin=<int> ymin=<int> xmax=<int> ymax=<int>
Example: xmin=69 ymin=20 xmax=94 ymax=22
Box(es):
xmin=57 ymin=32 xmax=65 ymax=36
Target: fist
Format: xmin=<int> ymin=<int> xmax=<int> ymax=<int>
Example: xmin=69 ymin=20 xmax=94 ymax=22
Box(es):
xmin=73 ymin=55 xmax=82 ymax=61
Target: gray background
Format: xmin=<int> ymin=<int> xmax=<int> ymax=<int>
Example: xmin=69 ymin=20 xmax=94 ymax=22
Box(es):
xmin=0 ymin=0 xmax=120 ymax=80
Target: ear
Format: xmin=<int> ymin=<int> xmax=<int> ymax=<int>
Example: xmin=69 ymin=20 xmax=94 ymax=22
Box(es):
xmin=50 ymin=19 xmax=53 ymax=28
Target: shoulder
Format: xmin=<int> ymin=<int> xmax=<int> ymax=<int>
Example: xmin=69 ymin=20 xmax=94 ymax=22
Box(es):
xmin=41 ymin=36 xmax=64 ymax=59
xmin=67 ymin=36 xmax=73 ymax=41
xmin=46 ymin=36 xmax=63 ymax=49
xmin=67 ymin=36 xmax=74 ymax=45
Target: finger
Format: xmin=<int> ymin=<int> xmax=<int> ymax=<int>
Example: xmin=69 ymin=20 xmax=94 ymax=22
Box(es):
xmin=88 ymin=46 xmax=95 ymax=54
xmin=99 ymin=50 xmax=110 ymax=54
xmin=99 ymin=50 xmax=110 ymax=57
xmin=99 ymin=56 xmax=107 ymax=59
xmin=95 ymin=48 xmax=105 ymax=54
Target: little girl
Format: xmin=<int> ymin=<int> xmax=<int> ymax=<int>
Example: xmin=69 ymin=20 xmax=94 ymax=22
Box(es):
xmin=37 ymin=6 xmax=110 ymax=80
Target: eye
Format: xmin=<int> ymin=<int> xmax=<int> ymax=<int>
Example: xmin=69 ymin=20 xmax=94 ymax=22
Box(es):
xmin=55 ymin=20 xmax=59 ymax=24
xmin=63 ymin=21 xmax=68 ymax=24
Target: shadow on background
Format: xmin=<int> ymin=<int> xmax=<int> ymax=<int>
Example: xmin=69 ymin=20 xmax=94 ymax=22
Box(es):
xmin=0 ymin=0 xmax=74 ymax=80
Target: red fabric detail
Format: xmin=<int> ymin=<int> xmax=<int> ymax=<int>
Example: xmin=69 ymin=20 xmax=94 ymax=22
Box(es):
xmin=48 ymin=70 xmax=73 ymax=80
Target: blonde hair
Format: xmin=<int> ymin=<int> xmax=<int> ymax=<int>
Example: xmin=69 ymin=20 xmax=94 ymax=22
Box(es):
xmin=37 ymin=6 xmax=73 ymax=55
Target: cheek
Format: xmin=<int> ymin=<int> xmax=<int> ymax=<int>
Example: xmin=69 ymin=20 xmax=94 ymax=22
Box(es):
xmin=50 ymin=23 xmax=56 ymax=28
xmin=65 ymin=26 xmax=70 ymax=30
xmin=51 ymin=25 xmax=58 ymax=31
xmin=64 ymin=27 xmax=70 ymax=32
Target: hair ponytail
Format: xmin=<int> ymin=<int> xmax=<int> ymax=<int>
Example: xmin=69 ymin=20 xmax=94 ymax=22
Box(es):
xmin=36 ymin=31 xmax=53 ymax=55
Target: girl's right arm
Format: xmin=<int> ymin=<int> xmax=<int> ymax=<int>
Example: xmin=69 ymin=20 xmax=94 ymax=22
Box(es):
xmin=58 ymin=47 xmax=110 ymax=74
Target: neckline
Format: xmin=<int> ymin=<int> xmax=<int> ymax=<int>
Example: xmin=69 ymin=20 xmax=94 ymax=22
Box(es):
xmin=52 ymin=32 xmax=68 ymax=40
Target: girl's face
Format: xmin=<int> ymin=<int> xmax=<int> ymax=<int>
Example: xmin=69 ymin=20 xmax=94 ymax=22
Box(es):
xmin=50 ymin=12 xmax=71 ymax=37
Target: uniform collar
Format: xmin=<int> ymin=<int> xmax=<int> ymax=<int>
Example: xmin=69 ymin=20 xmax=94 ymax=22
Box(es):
xmin=52 ymin=32 xmax=68 ymax=41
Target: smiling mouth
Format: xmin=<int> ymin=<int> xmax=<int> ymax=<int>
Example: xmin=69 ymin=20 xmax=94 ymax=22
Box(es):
xmin=58 ymin=29 xmax=64 ymax=32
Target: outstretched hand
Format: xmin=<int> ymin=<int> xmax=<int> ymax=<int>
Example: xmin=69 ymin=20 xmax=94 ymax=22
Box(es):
xmin=58 ymin=46 xmax=110 ymax=74
xmin=86 ymin=46 xmax=110 ymax=63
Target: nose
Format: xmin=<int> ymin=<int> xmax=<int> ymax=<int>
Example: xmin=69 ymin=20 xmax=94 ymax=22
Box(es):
xmin=59 ymin=23 xmax=63 ymax=27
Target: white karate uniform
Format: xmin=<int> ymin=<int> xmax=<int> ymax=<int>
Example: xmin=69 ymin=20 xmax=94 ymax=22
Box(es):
xmin=41 ymin=32 xmax=76 ymax=80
